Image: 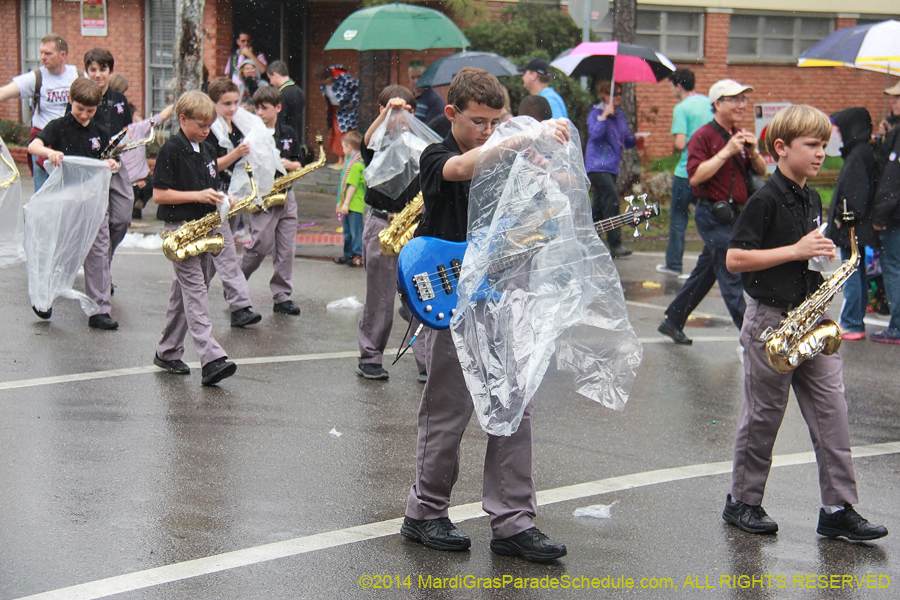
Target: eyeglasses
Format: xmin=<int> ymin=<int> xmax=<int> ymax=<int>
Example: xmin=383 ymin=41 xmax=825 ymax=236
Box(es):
xmin=453 ymin=105 xmax=500 ymax=133
xmin=722 ymin=95 xmax=750 ymax=105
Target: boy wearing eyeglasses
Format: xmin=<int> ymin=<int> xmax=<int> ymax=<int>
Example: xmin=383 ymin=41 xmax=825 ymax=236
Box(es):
xmin=658 ymin=79 xmax=766 ymax=345
xmin=401 ymin=67 xmax=570 ymax=563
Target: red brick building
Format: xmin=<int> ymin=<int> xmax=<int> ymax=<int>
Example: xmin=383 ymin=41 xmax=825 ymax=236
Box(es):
xmin=0 ymin=0 xmax=897 ymax=159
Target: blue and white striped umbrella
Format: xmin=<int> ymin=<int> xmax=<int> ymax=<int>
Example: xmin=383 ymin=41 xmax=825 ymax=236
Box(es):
xmin=798 ymin=20 xmax=900 ymax=74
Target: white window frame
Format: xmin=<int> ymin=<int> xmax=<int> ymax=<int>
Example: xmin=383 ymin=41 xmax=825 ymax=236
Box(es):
xmin=593 ymin=6 xmax=705 ymax=61
xmin=728 ymin=13 xmax=834 ymax=63
xmin=20 ymin=0 xmax=53 ymax=122
xmin=145 ymin=0 xmax=175 ymax=120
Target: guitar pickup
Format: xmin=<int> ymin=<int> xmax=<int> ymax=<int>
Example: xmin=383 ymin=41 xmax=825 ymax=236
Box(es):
xmin=413 ymin=273 xmax=435 ymax=301
xmin=450 ymin=258 xmax=461 ymax=281
xmin=437 ymin=264 xmax=453 ymax=294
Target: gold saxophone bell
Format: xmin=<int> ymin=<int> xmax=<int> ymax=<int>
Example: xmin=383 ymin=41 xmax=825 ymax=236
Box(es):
xmin=378 ymin=192 xmax=424 ymax=256
xmin=161 ymin=163 xmax=258 ymax=261
xmin=248 ymin=135 xmax=326 ymax=213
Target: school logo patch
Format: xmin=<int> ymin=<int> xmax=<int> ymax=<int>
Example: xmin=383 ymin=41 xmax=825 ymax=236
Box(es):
xmin=208 ymin=162 xmax=216 ymax=177
xmin=891 ymin=152 xmax=897 ymax=162
xmin=282 ymin=138 xmax=292 ymax=151
xmin=90 ymin=137 xmax=101 ymax=150
xmin=115 ymin=102 xmax=125 ymax=114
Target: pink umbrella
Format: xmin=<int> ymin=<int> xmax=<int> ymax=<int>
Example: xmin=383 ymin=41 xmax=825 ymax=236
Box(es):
xmin=551 ymin=41 xmax=676 ymax=95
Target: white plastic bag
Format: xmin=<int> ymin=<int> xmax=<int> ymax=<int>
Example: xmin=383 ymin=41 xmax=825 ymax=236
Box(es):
xmin=212 ymin=108 xmax=283 ymax=201
xmin=326 ymin=296 xmax=363 ymax=310
xmin=451 ymin=117 xmax=642 ymax=436
xmin=0 ymin=137 xmax=25 ymax=268
xmin=364 ymin=106 xmax=442 ymax=199
xmin=573 ymin=501 xmax=619 ymax=519
xmin=24 ymin=156 xmax=111 ymax=315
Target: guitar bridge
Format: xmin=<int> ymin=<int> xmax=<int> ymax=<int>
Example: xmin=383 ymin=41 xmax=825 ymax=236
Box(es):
xmin=413 ymin=273 xmax=435 ymax=301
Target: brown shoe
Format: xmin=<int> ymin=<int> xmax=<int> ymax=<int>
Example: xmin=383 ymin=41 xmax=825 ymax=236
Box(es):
xmin=348 ymin=255 xmax=364 ymax=268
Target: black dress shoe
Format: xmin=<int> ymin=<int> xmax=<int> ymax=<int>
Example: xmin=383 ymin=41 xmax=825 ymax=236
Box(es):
xmin=658 ymin=319 xmax=692 ymax=345
xmin=88 ymin=313 xmax=119 ymax=330
xmin=333 ymin=256 xmax=351 ymax=264
xmin=400 ymin=516 xmax=471 ymax=551
xmin=153 ymin=353 xmax=190 ymax=375
xmin=231 ymin=307 xmax=262 ymax=328
xmin=201 ymin=357 xmax=237 ymax=386
xmin=273 ymin=300 xmax=301 ymax=315
xmin=609 ymin=245 xmax=633 ymax=258
xmin=32 ymin=306 xmax=52 ymax=320
xmin=490 ymin=527 xmax=567 ymax=563
xmin=722 ymin=494 xmax=778 ymax=534
xmin=817 ymin=505 xmax=888 ymax=541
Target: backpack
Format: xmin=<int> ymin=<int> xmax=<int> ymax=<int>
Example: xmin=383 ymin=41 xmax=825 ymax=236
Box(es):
xmin=31 ymin=67 xmax=85 ymax=115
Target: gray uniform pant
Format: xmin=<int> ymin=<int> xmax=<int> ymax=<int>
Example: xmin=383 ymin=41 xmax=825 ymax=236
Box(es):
xmin=107 ymin=168 xmax=134 ymax=264
xmin=207 ymin=220 xmax=253 ymax=312
xmin=731 ymin=298 xmax=858 ymax=506
xmin=241 ymin=190 xmax=297 ymax=303
xmin=156 ymin=223 xmax=227 ymax=365
xmin=84 ymin=212 xmax=112 ymax=314
xmin=358 ymin=211 xmax=426 ymax=372
xmin=406 ymin=328 xmax=536 ymax=539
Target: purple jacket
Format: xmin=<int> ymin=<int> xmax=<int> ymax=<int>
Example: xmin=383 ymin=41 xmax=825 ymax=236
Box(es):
xmin=585 ymin=100 xmax=635 ymax=175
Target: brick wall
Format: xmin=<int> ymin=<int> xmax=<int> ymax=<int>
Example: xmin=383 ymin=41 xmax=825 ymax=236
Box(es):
xmin=0 ymin=0 xmax=22 ymax=122
xmin=638 ymin=12 xmax=898 ymax=159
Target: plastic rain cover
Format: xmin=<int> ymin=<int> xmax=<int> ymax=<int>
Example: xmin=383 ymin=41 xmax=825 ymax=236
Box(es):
xmin=24 ymin=156 xmax=111 ymax=315
xmin=0 ymin=137 xmax=25 ymax=268
xmin=212 ymin=108 xmax=283 ymax=202
xmin=364 ymin=106 xmax=442 ymax=199
xmin=451 ymin=117 xmax=642 ymax=436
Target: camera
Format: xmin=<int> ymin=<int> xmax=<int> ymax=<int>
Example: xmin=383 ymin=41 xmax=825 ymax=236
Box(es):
xmin=712 ymin=199 xmax=734 ymax=224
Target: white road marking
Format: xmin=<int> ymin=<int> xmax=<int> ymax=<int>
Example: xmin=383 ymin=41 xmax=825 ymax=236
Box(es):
xmin=14 ymin=441 xmax=900 ymax=600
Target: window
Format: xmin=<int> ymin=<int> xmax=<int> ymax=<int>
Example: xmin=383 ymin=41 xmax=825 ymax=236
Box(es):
xmin=594 ymin=9 xmax=704 ymax=60
xmin=728 ymin=15 xmax=833 ymax=61
xmin=147 ymin=0 xmax=176 ymax=117
xmin=21 ymin=0 xmax=52 ymax=121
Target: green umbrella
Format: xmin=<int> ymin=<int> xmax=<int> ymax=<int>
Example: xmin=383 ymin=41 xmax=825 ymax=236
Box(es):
xmin=324 ymin=3 xmax=469 ymax=51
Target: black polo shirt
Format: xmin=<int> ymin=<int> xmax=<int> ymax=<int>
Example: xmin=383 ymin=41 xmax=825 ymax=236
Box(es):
xmin=209 ymin=123 xmax=244 ymax=191
xmin=272 ymin=122 xmax=301 ymax=161
xmin=416 ymin=133 xmax=469 ymax=242
xmin=36 ymin=112 xmax=109 ymax=159
xmin=68 ymin=88 xmax=132 ymax=139
xmin=360 ymin=142 xmax=420 ymax=213
xmin=276 ymin=80 xmax=305 ymax=140
xmin=153 ymin=130 xmax=219 ymax=223
xmin=729 ymin=168 xmax=825 ymax=308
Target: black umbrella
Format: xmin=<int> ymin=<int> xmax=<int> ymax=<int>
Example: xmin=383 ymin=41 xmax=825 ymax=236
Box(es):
xmin=415 ymin=51 xmax=519 ymax=88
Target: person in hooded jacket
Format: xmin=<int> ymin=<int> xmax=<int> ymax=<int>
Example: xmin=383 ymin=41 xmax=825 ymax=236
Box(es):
xmin=827 ymin=108 xmax=877 ymax=340
xmin=871 ymin=93 xmax=900 ymax=344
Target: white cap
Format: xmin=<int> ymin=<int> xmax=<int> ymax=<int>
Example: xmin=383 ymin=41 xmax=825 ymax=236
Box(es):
xmin=708 ymin=79 xmax=754 ymax=102
xmin=885 ymin=81 xmax=900 ymax=96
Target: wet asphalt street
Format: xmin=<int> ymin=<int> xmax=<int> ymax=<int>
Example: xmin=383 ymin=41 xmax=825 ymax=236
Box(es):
xmin=1 ymin=186 xmax=898 ymax=599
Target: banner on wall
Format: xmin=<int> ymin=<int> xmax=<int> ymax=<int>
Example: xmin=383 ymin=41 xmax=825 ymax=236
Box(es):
xmin=754 ymin=102 xmax=791 ymax=173
xmin=81 ymin=0 xmax=108 ymax=37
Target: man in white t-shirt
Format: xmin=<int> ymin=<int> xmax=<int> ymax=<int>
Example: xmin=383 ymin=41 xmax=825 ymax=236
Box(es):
xmin=0 ymin=33 xmax=81 ymax=191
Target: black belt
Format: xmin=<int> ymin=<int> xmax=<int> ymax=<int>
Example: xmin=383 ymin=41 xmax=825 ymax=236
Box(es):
xmin=700 ymin=198 xmax=745 ymax=213
xmin=371 ymin=208 xmax=393 ymax=220
xmin=758 ymin=298 xmax=796 ymax=312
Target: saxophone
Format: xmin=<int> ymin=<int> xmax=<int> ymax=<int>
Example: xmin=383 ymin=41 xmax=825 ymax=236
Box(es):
xmin=247 ymin=135 xmax=326 ymax=213
xmin=0 ymin=141 xmax=20 ymax=190
xmin=760 ymin=204 xmax=859 ymax=374
xmin=102 ymin=118 xmax=156 ymax=160
xmin=161 ymin=163 xmax=258 ymax=262
xmin=378 ymin=192 xmax=424 ymax=257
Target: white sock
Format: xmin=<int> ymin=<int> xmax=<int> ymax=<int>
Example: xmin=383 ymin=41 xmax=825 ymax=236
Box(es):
xmin=822 ymin=504 xmax=845 ymax=514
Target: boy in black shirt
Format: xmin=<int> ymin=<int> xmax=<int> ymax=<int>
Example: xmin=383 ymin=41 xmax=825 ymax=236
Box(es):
xmin=80 ymin=48 xmax=135 ymax=267
xmin=152 ymin=91 xmax=236 ymax=386
xmin=402 ymin=68 xmax=570 ymax=562
xmin=28 ymin=77 xmax=119 ymax=329
xmin=725 ymin=105 xmax=887 ymax=541
xmin=242 ymin=86 xmax=302 ymax=315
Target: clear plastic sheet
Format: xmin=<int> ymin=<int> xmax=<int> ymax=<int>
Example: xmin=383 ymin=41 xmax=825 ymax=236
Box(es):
xmin=0 ymin=137 xmax=25 ymax=268
xmin=451 ymin=117 xmax=642 ymax=436
xmin=364 ymin=106 xmax=442 ymax=199
xmin=24 ymin=156 xmax=111 ymax=315
xmin=211 ymin=108 xmax=283 ymax=201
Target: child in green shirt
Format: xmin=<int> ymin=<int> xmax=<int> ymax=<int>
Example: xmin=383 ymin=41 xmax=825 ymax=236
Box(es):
xmin=335 ymin=130 xmax=366 ymax=267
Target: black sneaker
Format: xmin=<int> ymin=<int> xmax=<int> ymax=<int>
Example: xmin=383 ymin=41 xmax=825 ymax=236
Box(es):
xmin=273 ymin=300 xmax=301 ymax=315
xmin=490 ymin=527 xmax=567 ymax=563
xmin=357 ymin=363 xmax=389 ymax=380
xmin=32 ymin=305 xmax=52 ymax=320
xmin=400 ymin=516 xmax=471 ymax=551
xmin=817 ymin=505 xmax=888 ymax=541
xmin=201 ymin=357 xmax=237 ymax=386
xmin=722 ymin=494 xmax=778 ymax=534
xmin=417 ymin=371 xmax=428 ymax=383
xmin=88 ymin=313 xmax=119 ymax=330
xmin=658 ymin=319 xmax=692 ymax=345
xmin=153 ymin=353 xmax=190 ymax=375
xmin=609 ymin=245 xmax=633 ymax=258
xmin=231 ymin=307 xmax=262 ymax=328
xmin=333 ymin=256 xmax=351 ymax=264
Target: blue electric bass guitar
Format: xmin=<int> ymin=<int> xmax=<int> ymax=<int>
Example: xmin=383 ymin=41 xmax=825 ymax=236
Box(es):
xmin=398 ymin=200 xmax=659 ymax=329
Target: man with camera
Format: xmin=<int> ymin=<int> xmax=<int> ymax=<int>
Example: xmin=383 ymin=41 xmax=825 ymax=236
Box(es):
xmin=658 ymin=79 xmax=766 ymax=344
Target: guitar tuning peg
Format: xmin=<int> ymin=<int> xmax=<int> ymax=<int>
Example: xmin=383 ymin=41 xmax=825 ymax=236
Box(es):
xmin=624 ymin=195 xmax=635 ymax=209
xmin=637 ymin=193 xmax=649 ymax=206
xmin=633 ymin=227 xmax=641 ymax=238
